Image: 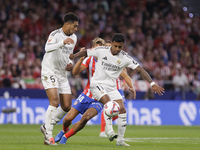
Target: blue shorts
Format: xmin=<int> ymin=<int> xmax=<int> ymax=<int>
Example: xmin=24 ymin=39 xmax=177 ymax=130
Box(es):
xmin=72 ymin=93 xmax=103 ymax=115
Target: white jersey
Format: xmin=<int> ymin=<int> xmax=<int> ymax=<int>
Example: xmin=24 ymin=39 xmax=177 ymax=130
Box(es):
xmin=41 ymin=28 xmax=77 ymax=77
xmin=87 ymin=46 xmax=139 ymax=88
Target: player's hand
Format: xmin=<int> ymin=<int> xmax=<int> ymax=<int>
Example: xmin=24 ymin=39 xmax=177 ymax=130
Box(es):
xmin=152 ymin=84 xmax=165 ymax=96
xmin=79 ymin=47 xmax=86 ymax=59
xmin=65 ymin=63 xmax=73 ymax=71
xmin=64 ymin=38 xmax=74 ymax=45
xmin=129 ymin=87 xmax=136 ymax=99
xmin=80 ymin=47 xmax=85 ymax=51
xmin=69 ymin=54 xmax=74 ymax=60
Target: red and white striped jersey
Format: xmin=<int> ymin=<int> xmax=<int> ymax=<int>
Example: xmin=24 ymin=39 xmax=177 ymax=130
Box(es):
xmin=81 ymin=56 xmax=122 ymax=98
xmin=116 ymin=77 xmax=122 ymax=90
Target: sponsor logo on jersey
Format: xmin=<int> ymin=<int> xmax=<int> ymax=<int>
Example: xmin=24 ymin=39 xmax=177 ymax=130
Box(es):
xmin=102 ymin=62 xmax=120 ymax=71
xmin=62 ymin=47 xmax=74 ymax=54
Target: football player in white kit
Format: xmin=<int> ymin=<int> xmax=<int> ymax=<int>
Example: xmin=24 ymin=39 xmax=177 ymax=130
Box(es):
xmin=40 ymin=12 xmax=79 ymax=145
xmin=69 ymin=33 xmax=165 ymax=146
xmin=54 ymin=38 xmax=135 ymax=145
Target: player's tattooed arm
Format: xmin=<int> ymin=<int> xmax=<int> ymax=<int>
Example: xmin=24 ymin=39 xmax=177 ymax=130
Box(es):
xmin=134 ymin=66 xmax=153 ymax=83
xmin=135 ymin=66 xmax=165 ymax=96
xmin=70 ymin=49 xmax=87 ymax=60
xmin=120 ymin=68 xmax=136 ymax=99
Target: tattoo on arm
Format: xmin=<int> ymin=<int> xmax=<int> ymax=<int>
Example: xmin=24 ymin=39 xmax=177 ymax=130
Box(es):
xmin=74 ymin=50 xmax=87 ymax=58
xmin=135 ymin=66 xmax=153 ymax=83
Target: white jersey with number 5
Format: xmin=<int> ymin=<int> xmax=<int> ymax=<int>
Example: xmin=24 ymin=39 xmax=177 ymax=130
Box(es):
xmin=87 ymin=46 xmax=139 ymax=88
xmin=41 ymin=28 xmax=77 ymax=77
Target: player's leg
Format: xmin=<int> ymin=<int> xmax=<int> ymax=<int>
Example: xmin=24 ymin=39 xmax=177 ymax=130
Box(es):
xmin=99 ymin=94 xmax=118 ymax=141
xmin=104 ymin=89 xmax=126 ymax=143
xmin=114 ymin=99 xmax=129 ymax=146
xmin=63 ymin=107 xmax=79 ymax=128
xmin=60 ymin=102 xmax=102 ymax=144
xmin=90 ymin=84 xmax=118 ymax=141
xmin=59 ymin=93 xmax=90 ymax=144
xmin=99 ymin=111 xmax=107 ymax=137
xmin=100 ymin=111 xmax=119 ymax=137
xmin=55 ymin=107 xmax=79 ymax=142
xmin=55 ymin=92 xmax=85 ymax=143
xmin=74 ymin=107 xmax=98 ymax=131
xmin=41 ymin=88 xmax=60 ymax=145
xmin=53 ymin=94 xmax=71 ymax=124
xmin=54 ymin=78 xmax=72 ymax=124
xmin=100 ymin=89 xmax=124 ymax=137
xmin=41 ymin=74 xmax=67 ymax=145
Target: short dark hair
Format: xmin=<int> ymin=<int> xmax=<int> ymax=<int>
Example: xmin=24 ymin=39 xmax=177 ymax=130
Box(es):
xmin=64 ymin=12 xmax=79 ymax=23
xmin=112 ymin=33 xmax=125 ymax=43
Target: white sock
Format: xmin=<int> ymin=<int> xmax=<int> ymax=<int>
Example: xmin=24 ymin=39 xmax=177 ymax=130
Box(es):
xmin=103 ymin=110 xmax=114 ymax=135
xmin=54 ymin=106 xmax=67 ymax=123
xmin=45 ymin=105 xmax=57 ymax=137
xmin=117 ymin=113 xmax=127 ymax=142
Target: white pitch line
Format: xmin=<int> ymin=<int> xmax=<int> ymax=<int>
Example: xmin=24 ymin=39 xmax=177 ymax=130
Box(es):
xmin=123 ymin=137 xmax=200 ymax=144
xmin=124 ymin=137 xmax=199 ymax=140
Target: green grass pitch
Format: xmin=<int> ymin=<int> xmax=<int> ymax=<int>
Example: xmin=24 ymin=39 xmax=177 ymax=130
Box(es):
xmin=0 ymin=124 xmax=200 ymax=150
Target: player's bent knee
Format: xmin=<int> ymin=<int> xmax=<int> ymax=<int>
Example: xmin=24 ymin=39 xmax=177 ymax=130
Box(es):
xmin=50 ymin=100 xmax=60 ymax=107
xmin=81 ymin=115 xmax=92 ymax=122
xmin=119 ymin=107 xmax=126 ymax=114
xmin=63 ymin=116 xmax=73 ymax=123
xmin=61 ymin=104 xmax=71 ymax=112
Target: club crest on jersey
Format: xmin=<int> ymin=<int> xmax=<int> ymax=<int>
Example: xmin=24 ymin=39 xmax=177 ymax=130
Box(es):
xmin=117 ymin=59 xmax=121 ymax=64
xmin=101 ymin=91 xmax=104 ymax=94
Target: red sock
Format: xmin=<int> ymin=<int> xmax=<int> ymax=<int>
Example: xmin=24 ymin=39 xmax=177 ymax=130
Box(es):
xmin=100 ymin=111 xmax=106 ymax=132
xmin=64 ymin=128 xmax=76 ymax=139
xmin=112 ymin=115 xmax=118 ymax=121
xmin=63 ymin=125 xmax=69 ymax=133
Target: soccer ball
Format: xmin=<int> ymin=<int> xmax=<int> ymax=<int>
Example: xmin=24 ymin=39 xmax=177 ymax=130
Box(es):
xmin=104 ymin=101 xmax=120 ymax=117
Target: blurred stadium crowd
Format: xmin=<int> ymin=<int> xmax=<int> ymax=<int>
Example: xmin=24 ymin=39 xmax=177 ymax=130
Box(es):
xmin=0 ymin=0 xmax=199 ymax=99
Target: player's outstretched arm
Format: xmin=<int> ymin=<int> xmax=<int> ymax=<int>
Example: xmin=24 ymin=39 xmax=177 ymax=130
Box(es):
xmin=69 ymin=49 xmax=87 ymax=60
xmin=134 ymin=66 xmax=165 ymax=96
xmin=120 ymin=68 xmax=136 ymax=99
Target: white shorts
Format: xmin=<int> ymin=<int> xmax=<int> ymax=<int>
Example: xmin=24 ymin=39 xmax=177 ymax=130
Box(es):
xmin=41 ymin=74 xmax=71 ymax=94
xmin=90 ymin=84 xmax=122 ymax=101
